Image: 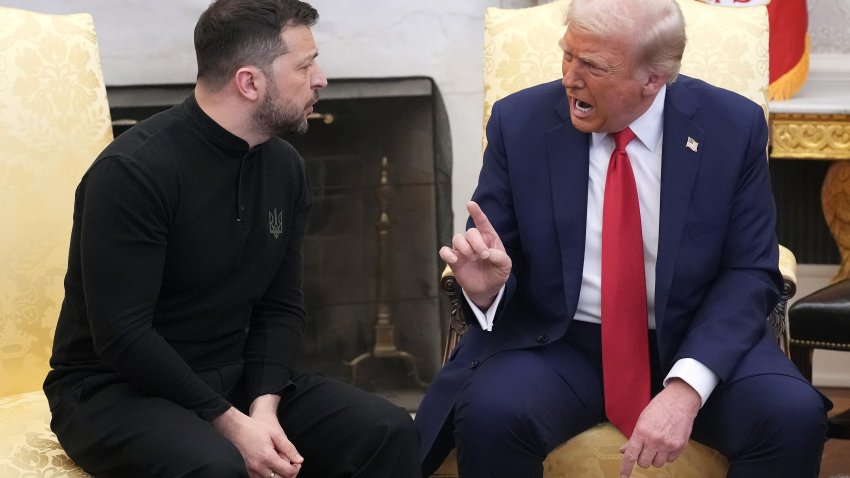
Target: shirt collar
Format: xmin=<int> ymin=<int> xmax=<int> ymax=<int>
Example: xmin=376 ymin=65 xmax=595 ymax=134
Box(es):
xmin=184 ymin=94 xmax=251 ymax=155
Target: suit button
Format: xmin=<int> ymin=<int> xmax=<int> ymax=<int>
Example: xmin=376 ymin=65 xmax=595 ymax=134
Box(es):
xmin=470 ymin=360 xmax=480 ymax=369
xmin=536 ymin=335 xmax=549 ymax=344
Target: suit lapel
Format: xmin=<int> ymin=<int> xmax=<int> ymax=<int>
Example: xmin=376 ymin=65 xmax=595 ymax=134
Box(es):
xmin=547 ymin=94 xmax=590 ymax=318
xmin=655 ymin=81 xmax=704 ymax=331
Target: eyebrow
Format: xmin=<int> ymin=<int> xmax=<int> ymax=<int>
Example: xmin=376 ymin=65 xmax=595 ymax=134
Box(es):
xmin=297 ymin=50 xmax=319 ymax=66
xmin=583 ymin=56 xmax=609 ymax=72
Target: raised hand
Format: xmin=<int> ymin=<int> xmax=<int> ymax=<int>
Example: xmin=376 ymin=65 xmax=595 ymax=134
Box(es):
xmin=439 ymin=201 xmax=512 ymax=310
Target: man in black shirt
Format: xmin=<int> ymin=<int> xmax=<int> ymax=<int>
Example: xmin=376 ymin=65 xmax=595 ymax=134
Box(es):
xmin=43 ymin=1 xmax=420 ymax=477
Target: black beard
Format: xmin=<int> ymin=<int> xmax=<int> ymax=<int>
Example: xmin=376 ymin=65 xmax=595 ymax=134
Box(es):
xmin=254 ymin=85 xmax=318 ymax=137
xmin=254 ymin=96 xmax=308 ymax=137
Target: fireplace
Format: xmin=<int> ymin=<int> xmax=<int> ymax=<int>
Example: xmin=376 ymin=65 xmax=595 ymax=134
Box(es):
xmin=107 ymin=77 xmax=452 ymax=409
xmin=770 ymin=159 xmax=840 ymax=265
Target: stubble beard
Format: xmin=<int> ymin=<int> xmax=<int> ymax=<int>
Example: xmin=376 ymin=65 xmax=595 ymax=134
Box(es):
xmin=254 ymin=81 xmax=316 ymax=137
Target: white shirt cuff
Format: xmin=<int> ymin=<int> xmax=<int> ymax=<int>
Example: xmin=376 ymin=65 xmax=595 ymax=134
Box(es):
xmin=664 ymin=358 xmax=719 ymax=407
xmin=462 ymin=285 xmax=505 ymax=332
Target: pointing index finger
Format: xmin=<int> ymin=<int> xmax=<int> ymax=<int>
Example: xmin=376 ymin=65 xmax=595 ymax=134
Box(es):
xmin=467 ymin=201 xmax=496 ymax=236
xmin=619 ymin=438 xmax=641 ymax=478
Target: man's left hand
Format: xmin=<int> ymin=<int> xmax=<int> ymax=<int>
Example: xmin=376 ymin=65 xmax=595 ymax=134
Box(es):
xmin=618 ymin=378 xmax=701 ymax=478
xmin=249 ymin=394 xmax=304 ymax=469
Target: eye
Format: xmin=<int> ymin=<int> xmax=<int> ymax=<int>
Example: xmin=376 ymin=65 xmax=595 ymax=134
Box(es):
xmin=584 ymin=60 xmax=606 ymax=75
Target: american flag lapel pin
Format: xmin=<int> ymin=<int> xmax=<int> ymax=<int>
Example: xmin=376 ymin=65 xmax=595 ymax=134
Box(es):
xmin=686 ymin=136 xmax=699 ymax=152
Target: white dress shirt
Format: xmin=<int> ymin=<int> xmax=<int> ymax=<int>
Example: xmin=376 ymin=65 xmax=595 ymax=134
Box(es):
xmin=464 ymin=85 xmax=719 ymax=406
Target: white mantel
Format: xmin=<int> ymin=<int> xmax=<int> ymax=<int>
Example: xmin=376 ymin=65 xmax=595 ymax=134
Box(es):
xmin=770 ymin=54 xmax=850 ymax=115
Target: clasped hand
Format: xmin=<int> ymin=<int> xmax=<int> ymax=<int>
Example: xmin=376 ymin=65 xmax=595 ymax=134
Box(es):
xmin=440 ymin=201 xmax=512 ymax=310
xmin=213 ymin=395 xmax=304 ymax=478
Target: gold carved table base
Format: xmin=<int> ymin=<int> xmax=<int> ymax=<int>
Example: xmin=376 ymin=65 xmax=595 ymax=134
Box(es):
xmin=771 ymin=113 xmax=850 ymax=282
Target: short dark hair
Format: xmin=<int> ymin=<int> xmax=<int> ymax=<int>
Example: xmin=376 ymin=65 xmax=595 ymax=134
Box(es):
xmin=194 ymin=0 xmax=318 ymax=90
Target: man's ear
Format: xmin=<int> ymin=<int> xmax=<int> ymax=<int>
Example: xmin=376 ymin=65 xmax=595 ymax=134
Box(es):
xmin=235 ymin=66 xmax=263 ymax=102
xmin=642 ymin=72 xmax=666 ymax=97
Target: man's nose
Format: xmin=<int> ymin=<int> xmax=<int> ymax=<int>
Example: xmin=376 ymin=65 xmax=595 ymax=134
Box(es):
xmin=562 ymin=64 xmax=583 ymax=89
xmin=312 ymin=63 xmax=328 ymax=90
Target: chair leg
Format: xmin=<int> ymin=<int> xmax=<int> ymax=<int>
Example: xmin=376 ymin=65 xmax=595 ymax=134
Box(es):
xmin=829 ymin=409 xmax=850 ymax=440
xmin=789 ymin=345 xmax=814 ymax=382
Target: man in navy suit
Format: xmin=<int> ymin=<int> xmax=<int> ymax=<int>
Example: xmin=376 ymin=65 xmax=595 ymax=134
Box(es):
xmin=415 ymin=0 xmax=830 ymax=476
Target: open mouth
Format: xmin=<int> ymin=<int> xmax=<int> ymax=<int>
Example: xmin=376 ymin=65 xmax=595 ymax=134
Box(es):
xmin=575 ymin=98 xmax=593 ymax=113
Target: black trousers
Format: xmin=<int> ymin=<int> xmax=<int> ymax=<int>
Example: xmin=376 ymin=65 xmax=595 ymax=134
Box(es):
xmin=49 ymin=372 xmax=421 ymax=478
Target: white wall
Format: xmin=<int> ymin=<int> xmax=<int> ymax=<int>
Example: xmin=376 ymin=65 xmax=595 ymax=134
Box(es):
xmin=809 ymin=0 xmax=850 ymax=54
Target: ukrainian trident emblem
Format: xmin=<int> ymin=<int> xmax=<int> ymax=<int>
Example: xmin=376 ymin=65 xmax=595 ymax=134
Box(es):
xmin=269 ymin=209 xmax=284 ymax=239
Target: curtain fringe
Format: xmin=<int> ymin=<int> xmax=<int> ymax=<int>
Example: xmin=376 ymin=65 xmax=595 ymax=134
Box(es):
xmin=768 ymin=35 xmax=810 ymax=102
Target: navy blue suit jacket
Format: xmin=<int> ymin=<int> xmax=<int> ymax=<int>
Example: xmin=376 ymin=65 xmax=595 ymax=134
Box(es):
xmin=417 ymin=76 xmax=806 ymax=460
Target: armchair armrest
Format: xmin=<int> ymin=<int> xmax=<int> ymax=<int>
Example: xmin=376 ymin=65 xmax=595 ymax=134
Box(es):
xmin=774 ymin=244 xmax=798 ymax=354
xmin=440 ymin=265 xmax=468 ymax=365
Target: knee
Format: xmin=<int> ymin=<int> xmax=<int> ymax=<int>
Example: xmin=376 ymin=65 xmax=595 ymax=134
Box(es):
xmin=365 ymin=400 xmax=418 ymax=444
xmin=341 ymin=399 xmax=418 ymax=471
xmin=454 ymin=390 xmax=529 ymax=446
xmin=745 ymin=377 xmax=828 ymax=455
xmin=769 ymin=381 xmax=828 ymax=445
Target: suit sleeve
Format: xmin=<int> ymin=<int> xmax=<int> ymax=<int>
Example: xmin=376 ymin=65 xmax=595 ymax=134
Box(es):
xmin=672 ymin=107 xmax=782 ymax=382
xmin=465 ymin=100 xmax=523 ymax=325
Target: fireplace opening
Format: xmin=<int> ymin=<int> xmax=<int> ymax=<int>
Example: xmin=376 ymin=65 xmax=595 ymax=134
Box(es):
xmin=769 ymin=160 xmax=840 ymax=265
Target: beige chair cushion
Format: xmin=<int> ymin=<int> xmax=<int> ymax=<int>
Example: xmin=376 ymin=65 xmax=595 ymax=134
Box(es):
xmin=0 ymin=392 xmax=89 ymax=477
xmin=545 ymin=423 xmax=727 ymax=477
xmin=0 ymin=6 xmax=112 ymax=397
xmin=434 ymin=422 xmax=727 ymax=478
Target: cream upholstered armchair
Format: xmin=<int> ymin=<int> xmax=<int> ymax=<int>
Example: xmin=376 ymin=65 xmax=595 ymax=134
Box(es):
xmin=434 ymin=1 xmax=798 ymax=476
xmin=0 ymin=6 xmax=111 ymax=476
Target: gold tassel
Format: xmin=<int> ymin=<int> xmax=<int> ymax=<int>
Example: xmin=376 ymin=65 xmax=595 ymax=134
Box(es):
xmin=768 ymin=35 xmax=810 ymax=102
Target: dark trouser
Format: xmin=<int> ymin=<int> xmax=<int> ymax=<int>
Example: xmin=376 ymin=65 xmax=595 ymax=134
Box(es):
xmin=49 ymin=372 xmax=421 ymax=478
xmin=424 ymin=321 xmax=828 ymax=478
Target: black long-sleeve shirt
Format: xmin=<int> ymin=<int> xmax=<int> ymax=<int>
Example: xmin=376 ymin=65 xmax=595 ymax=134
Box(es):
xmin=44 ymin=95 xmax=312 ymax=421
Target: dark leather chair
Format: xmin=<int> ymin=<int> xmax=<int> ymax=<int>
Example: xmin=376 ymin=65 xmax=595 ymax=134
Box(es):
xmin=788 ymin=279 xmax=850 ymax=439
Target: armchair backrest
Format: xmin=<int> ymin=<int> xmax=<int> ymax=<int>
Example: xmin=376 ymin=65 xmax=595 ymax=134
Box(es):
xmin=0 ymin=7 xmax=113 ymax=396
xmin=482 ymin=0 xmax=769 ymax=149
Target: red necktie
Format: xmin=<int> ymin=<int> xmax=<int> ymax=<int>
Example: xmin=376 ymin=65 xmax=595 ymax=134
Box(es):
xmin=601 ymin=127 xmax=650 ymax=438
